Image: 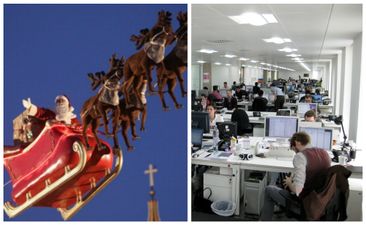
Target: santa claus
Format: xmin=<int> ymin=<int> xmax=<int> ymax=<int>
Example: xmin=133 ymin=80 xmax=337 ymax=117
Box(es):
xmin=22 ymin=95 xmax=79 ymax=126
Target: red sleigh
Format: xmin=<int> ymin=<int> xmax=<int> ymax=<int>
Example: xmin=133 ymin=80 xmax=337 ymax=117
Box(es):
xmin=3 ymin=121 xmax=123 ymax=220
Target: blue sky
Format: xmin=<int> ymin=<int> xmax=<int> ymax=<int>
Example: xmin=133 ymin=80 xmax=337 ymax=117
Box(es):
xmin=3 ymin=4 xmax=187 ymax=221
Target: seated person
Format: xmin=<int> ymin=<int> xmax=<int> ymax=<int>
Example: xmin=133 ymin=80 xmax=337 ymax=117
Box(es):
xmin=22 ymin=95 xmax=79 ymax=126
xmin=304 ymin=94 xmax=313 ymax=103
xmin=206 ymin=104 xmax=223 ymax=129
xmin=234 ymin=86 xmax=247 ymax=100
xmin=223 ymin=90 xmax=237 ymax=110
xmin=16 ymin=95 xmax=79 ymax=147
xmin=253 ymin=82 xmax=260 ymax=95
xmin=252 ymin=90 xmax=268 ymax=111
xmin=312 ymin=89 xmax=322 ymax=103
xmin=209 ymin=86 xmax=223 ymax=101
xmin=304 ymin=110 xmax=317 ymax=122
xmin=231 ymin=106 xmax=251 ymax=136
xmin=199 ymin=94 xmax=210 ymax=111
xmin=260 ymin=132 xmax=331 ymax=220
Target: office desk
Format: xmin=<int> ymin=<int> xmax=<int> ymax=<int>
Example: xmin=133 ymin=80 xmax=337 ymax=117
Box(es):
xmin=192 ymin=139 xmax=363 ymax=217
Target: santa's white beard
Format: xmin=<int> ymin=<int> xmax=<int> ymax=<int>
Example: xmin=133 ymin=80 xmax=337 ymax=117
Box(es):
xmin=55 ymin=105 xmax=72 ymax=124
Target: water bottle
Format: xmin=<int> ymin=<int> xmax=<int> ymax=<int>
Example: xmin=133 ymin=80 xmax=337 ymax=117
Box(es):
xmin=213 ymin=126 xmax=219 ymax=150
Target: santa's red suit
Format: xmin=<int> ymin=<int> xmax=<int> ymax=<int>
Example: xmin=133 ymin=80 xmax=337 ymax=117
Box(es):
xmin=22 ymin=96 xmax=80 ymax=143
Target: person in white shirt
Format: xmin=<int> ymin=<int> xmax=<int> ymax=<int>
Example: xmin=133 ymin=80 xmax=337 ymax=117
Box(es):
xmin=206 ymin=104 xmax=223 ymax=129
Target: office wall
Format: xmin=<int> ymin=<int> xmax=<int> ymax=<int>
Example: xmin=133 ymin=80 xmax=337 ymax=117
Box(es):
xmin=243 ymin=67 xmax=263 ymax=85
xmin=339 ymin=45 xmax=353 ymax=139
xmin=211 ymin=65 xmax=240 ymax=88
xmin=277 ymin=70 xmax=308 ymax=81
xmin=349 ymin=32 xmax=362 ymax=142
xmin=192 ymin=64 xmax=201 ymax=91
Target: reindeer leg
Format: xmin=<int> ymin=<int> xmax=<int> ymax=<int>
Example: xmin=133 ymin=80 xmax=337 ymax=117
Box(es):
xmin=112 ymin=106 xmax=121 ymax=152
xmin=175 ymin=68 xmax=186 ymax=97
xmin=91 ymin=118 xmax=104 ymax=151
xmin=130 ymin=111 xmax=140 ymax=140
xmin=122 ymin=76 xmax=136 ymax=108
xmin=140 ymin=104 xmax=147 ymax=131
xmin=96 ymin=103 xmax=110 ymax=135
xmin=158 ymin=75 xmax=170 ymax=111
xmin=168 ymin=78 xmax=182 ymax=109
xmin=143 ymin=58 xmax=155 ymax=94
xmin=121 ymin=120 xmax=134 ymax=151
xmin=82 ymin=118 xmax=91 ymax=149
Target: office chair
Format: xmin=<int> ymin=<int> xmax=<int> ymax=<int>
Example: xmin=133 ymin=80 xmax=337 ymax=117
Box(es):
xmin=285 ymin=165 xmax=351 ymax=221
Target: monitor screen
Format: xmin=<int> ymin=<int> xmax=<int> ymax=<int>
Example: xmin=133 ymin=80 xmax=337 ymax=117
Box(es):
xmin=299 ymin=127 xmax=333 ymax=150
xmin=216 ymin=121 xmax=237 ymax=140
xmin=277 ymin=109 xmax=291 ymax=116
xmin=192 ymin=111 xmax=210 ymax=133
xmin=265 ymin=116 xmax=298 ymax=138
xmin=297 ymin=103 xmax=317 ymax=117
xmin=191 ymin=128 xmax=203 ymax=148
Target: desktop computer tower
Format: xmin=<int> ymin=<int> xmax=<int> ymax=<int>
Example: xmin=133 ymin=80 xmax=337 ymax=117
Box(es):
xmin=203 ymin=168 xmax=244 ymax=202
xmin=243 ymin=171 xmax=267 ymax=215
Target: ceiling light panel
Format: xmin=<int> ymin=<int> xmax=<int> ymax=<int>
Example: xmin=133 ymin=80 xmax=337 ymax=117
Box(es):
xmin=263 ymin=37 xmax=292 ymax=44
xmin=224 ymin=54 xmax=237 ymax=58
xmin=198 ymin=49 xmax=217 ymax=54
xmin=278 ymin=47 xmax=298 ymax=53
xmin=228 ymin=12 xmax=278 ymax=26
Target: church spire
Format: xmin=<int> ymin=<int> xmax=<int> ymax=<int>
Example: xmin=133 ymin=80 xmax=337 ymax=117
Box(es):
xmin=144 ymin=164 xmax=160 ymax=221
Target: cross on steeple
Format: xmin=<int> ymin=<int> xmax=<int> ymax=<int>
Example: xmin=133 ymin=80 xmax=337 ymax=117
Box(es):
xmin=144 ymin=164 xmax=158 ymax=188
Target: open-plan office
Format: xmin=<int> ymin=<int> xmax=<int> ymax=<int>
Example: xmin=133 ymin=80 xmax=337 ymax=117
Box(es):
xmin=191 ymin=4 xmax=363 ymax=221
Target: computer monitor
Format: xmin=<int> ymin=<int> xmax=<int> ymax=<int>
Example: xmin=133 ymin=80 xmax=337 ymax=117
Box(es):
xmin=265 ymin=116 xmax=298 ymax=138
xmin=192 ymin=111 xmax=210 ymax=133
xmin=216 ymin=121 xmax=237 ymax=140
xmin=298 ymin=121 xmax=322 ymax=128
xmin=277 ymin=109 xmax=291 ymax=116
xmin=299 ymin=127 xmax=333 ymax=151
xmin=219 ymin=89 xmax=228 ymax=98
xmin=297 ymin=103 xmax=317 ymax=117
xmin=246 ymin=85 xmax=253 ymax=93
xmin=191 ymin=128 xmax=203 ymax=148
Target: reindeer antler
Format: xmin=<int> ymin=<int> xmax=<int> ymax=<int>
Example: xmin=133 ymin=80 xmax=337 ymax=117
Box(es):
xmin=177 ymin=12 xmax=187 ymax=26
xmin=158 ymin=10 xmax=172 ymax=26
xmin=130 ymin=28 xmax=150 ymax=50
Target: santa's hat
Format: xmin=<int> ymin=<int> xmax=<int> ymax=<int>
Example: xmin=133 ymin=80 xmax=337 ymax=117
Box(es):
xmin=55 ymin=95 xmax=71 ymax=107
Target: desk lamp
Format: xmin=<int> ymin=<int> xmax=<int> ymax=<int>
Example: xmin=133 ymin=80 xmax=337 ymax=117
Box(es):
xmin=330 ymin=115 xmax=353 ymax=162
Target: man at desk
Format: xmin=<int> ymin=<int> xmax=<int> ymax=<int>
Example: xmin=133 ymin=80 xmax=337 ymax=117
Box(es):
xmin=252 ymin=89 xmax=268 ymax=111
xmin=223 ymin=90 xmax=237 ymax=110
xmin=304 ymin=110 xmax=317 ymax=122
xmin=270 ymin=84 xmax=285 ymax=111
xmin=260 ymin=132 xmax=331 ymax=220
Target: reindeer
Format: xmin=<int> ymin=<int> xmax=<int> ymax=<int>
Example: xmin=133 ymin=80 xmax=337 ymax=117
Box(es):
xmin=118 ymin=77 xmax=147 ymax=151
xmin=122 ymin=10 xmax=175 ymax=108
xmin=156 ymin=12 xmax=187 ymax=111
xmin=87 ymin=54 xmax=125 ymax=91
xmin=80 ymin=71 xmax=122 ymax=151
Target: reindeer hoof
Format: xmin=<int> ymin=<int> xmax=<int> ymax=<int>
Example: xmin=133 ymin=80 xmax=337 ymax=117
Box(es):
xmin=140 ymin=127 xmax=145 ymax=132
xmin=175 ymin=104 xmax=183 ymax=109
xmin=127 ymin=146 xmax=135 ymax=151
xmin=182 ymin=92 xmax=187 ymax=97
xmin=113 ymin=147 xmax=121 ymax=155
xmin=132 ymin=135 xmax=141 ymax=140
xmin=163 ymin=107 xmax=170 ymax=112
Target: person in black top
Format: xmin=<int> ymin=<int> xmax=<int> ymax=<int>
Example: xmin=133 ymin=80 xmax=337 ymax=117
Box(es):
xmin=253 ymin=82 xmax=260 ymax=95
xmin=234 ymin=86 xmax=247 ymax=100
xmin=223 ymin=90 xmax=237 ymax=110
xmin=252 ymin=90 xmax=268 ymax=111
xmin=231 ymin=105 xmax=251 ymax=136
